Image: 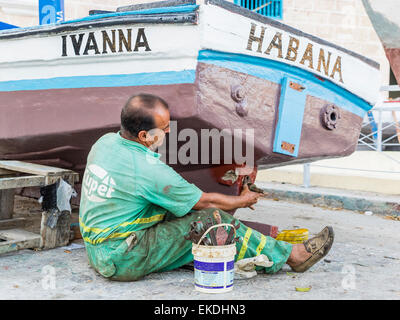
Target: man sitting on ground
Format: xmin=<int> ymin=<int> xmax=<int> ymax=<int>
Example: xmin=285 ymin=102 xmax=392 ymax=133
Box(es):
xmin=79 ymin=93 xmax=334 ymax=281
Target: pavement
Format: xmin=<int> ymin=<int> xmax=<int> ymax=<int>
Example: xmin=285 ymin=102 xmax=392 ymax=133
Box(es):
xmin=256 ymin=151 xmax=400 ymax=195
xmin=1 ymin=197 xmax=400 ymax=300
xmin=255 ymin=181 xmax=400 ymax=217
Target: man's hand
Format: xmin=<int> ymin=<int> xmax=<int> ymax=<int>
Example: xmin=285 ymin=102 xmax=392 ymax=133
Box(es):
xmin=193 ymin=184 xmax=262 ymax=211
xmin=239 ymin=184 xmax=261 ymax=210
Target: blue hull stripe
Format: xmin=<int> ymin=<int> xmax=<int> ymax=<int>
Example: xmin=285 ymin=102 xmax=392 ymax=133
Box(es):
xmin=0 ymin=70 xmax=196 ymax=92
xmin=198 ymin=49 xmax=372 ymax=117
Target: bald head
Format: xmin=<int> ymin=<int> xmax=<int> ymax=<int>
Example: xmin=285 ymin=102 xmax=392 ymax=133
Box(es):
xmin=120 ymin=93 xmax=169 ymax=138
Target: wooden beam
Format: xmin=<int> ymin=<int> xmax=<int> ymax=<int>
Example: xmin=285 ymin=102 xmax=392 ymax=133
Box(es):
xmin=0 ymin=161 xmax=79 ymax=185
xmin=0 ymin=189 xmax=14 ymax=220
xmin=0 ymin=167 xmax=15 ymax=176
xmin=0 ymin=218 xmax=26 ymax=230
xmin=0 ymin=175 xmax=46 ymax=190
xmin=0 ymin=160 xmax=72 ymax=176
xmin=0 ymin=229 xmax=41 ymax=255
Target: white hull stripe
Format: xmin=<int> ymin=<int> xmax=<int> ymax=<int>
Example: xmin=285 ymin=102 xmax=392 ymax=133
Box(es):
xmin=0 ymin=70 xmax=196 ymax=92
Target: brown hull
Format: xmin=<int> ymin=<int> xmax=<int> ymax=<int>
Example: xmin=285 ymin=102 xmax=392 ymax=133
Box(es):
xmin=0 ymin=83 xmax=196 ymax=170
xmin=385 ymin=48 xmax=400 ymax=85
xmin=0 ymin=63 xmax=363 ymax=198
xmin=195 ymin=62 xmax=362 ymax=169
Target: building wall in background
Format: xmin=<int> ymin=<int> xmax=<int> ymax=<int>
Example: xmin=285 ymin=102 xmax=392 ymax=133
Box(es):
xmin=0 ymin=0 xmax=390 ymax=89
xmin=0 ymin=0 xmax=139 ymax=26
xmin=0 ymin=0 xmax=38 ymax=27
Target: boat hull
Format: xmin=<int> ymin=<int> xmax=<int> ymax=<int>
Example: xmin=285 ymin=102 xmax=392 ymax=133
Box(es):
xmin=1 ymin=58 xmax=365 ymax=196
xmin=0 ymin=0 xmax=379 ymax=199
xmin=362 ymin=0 xmax=400 ymax=83
xmin=385 ymin=48 xmax=400 ymax=84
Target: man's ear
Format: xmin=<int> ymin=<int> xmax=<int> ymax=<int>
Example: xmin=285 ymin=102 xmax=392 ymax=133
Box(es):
xmin=137 ymin=130 xmax=147 ymax=142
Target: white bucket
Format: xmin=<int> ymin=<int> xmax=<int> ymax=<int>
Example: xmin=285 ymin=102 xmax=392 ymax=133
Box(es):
xmin=191 ymin=223 xmax=237 ymax=294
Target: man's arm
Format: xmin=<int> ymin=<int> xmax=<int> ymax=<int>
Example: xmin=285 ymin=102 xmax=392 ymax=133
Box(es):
xmin=192 ymin=184 xmax=261 ymax=211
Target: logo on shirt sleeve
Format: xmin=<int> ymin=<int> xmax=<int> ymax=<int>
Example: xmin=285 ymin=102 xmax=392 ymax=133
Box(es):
xmin=82 ymin=164 xmax=116 ymax=203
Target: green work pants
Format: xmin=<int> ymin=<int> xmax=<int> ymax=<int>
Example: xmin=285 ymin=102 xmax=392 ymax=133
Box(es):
xmin=83 ymin=208 xmax=293 ymax=281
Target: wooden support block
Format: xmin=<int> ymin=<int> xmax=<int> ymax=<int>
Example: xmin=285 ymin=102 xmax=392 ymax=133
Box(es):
xmin=0 ymin=217 xmax=26 ymax=230
xmin=40 ymin=210 xmax=71 ymax=249
xmin=0 ymin=161 xmax=79 ymax=186
xmin=0 ymin=189 xmax=14 ymax=220
xmin=0 ymin=161 xmax=79 ymax=253
xmin=0 ymin=229 xmax=41 ymax=255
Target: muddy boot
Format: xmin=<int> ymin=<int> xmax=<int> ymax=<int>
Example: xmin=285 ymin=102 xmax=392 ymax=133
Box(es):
xmin=291 ymin=226 xmax=334 ymax=273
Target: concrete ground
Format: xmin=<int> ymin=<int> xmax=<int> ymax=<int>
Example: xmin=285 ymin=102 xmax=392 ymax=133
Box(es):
xmin=0 ymin=198 xmax=399 ymax=300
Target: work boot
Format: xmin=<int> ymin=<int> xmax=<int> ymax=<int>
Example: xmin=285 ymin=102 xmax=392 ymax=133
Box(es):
xmin=291 ymin=226 xmax=334 ymax=273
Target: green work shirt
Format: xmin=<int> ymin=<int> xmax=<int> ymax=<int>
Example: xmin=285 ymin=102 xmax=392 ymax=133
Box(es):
xmin=79 ymin=132 xmax=203 ymax=245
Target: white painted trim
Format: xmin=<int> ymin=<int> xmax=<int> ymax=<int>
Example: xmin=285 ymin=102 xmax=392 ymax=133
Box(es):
xmin=0 ymin=56 xmax=199 ymax=82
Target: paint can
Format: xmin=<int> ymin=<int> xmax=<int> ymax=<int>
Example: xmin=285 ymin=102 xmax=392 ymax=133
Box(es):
xmin=191 ymin=223 xmax=237 ymax=294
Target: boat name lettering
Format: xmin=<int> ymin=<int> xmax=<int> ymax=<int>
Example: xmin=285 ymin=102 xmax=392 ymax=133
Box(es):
xmin=246 ymin=23 xmax=344 ymax=84
xmin=61 ymin=28 xmax=151 ymax=57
